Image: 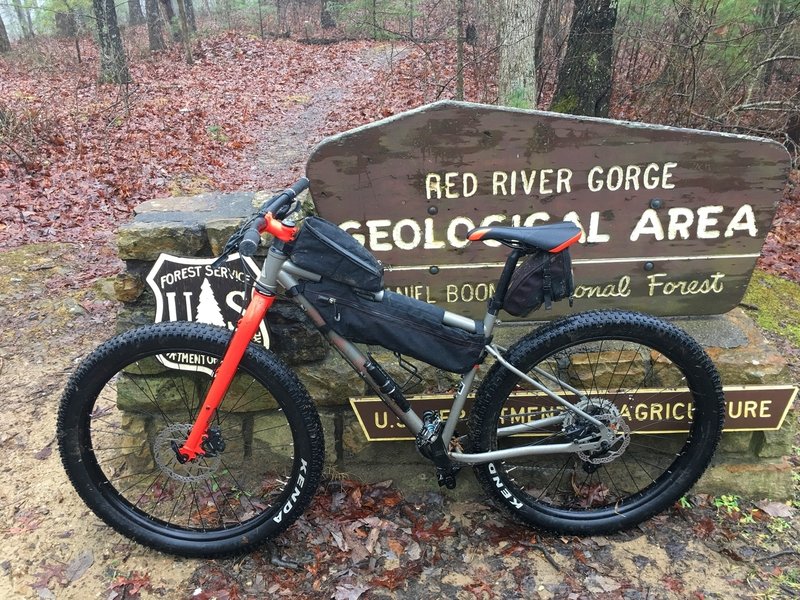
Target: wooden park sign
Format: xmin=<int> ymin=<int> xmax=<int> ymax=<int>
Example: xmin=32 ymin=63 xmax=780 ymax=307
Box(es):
xmin=306 ymin=101 xmax=790 ymax=319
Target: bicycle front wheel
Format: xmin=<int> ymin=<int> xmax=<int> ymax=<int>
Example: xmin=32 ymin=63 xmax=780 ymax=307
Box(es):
xmin=470 ymin=310 xmax=724 ymax=535
xmin=58 ymin=322 xmax=324 ymax=557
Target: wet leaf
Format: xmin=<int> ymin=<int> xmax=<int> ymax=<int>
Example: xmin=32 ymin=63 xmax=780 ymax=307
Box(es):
xmin=333 ymin=582 xmax=371 ymax=600
xmin=370 ymin=568 xmax=406 ymax=591
xmin=755 ymin=501 xmax=794 ymax=518
xmin=692 ymin=517 xmax=715 ymax=539
xmin=65 ymin=549 xmax=94 ymax=583
xmin=108 ymin=571 xmax=151 ymax=600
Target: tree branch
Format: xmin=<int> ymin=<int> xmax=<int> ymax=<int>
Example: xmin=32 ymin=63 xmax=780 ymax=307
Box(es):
xmin=755 ymin=55 xmax=800 ymax=68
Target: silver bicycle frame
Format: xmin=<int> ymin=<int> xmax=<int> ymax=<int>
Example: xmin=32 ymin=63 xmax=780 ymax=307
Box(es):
xmin=260 ymin=247 xmax=611 ymax=467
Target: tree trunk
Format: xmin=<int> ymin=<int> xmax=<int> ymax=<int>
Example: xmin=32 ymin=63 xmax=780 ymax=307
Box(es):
xmin=160 ymin=0 xmax=176 ymax=23
xmin=145 ymin=0 xmax=166 ymax=51
xmin=275 ymin=0 xmax=287 ymax=34
xmin=321 ymin=0 xmax=336 ymax=29
xmin=551 ymin=0 xmax=617 ymax=117
xmin=534 ymin=0 xmax=550 ymax=79
xmin=129 ymin=0 xmax=145 ymax=25
xmin=456 ymin=0 xmax=465 ymax=100
xmin=160 ymin=0 xmax=182 ymax=41
xmin=55 ymin=11 xmax=78 ymax=38
xmin=12 ymin=0 xmax=33 ymax=39
xmin=185 ymin=0 xmax=197 ymax=32
xmin=92 ymin=0 xmax=132 ymax=84
xmin=655 ymin=0 xmax=693 ymax=91
xmin=497 ymin=0 xmax=541 ymax=108
xmin=25 ymin=5 xmax=34 ymax=38
xmin=175 ymin=0 xmax=193 ymax=64
xmin=0 ymin=14 xmax=11 ymax=53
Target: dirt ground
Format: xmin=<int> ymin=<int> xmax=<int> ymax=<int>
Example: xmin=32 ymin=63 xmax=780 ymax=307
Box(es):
xmin=0 ymin=244 xmax=798 ymax=600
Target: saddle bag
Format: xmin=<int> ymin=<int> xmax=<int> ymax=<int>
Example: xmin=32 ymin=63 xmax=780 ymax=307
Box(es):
xmin=301 ymin=279 xmax=486 ymax=374
xmin=291 ymin=216 xmax=384 ymax=292
xmin=504 ymin=250 xmax=575 ymax=317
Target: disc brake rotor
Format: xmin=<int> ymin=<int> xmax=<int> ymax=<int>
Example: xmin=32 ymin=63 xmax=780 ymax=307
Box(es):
xmin=562 ymin=398 xmax=631 ymax=464
xmin=153 ymin=423 xmax=222 ymax=482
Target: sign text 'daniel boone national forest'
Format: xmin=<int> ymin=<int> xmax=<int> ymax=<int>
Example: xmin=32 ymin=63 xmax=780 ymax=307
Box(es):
xmin=307 ymin=101 xmax=790 ymax=318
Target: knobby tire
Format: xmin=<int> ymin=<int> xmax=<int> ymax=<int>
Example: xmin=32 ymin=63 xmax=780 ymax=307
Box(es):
xmin=470 ymin=310 xmax=725 ymax=536
xmin=58 ymin=322 xmax=325 ymax=557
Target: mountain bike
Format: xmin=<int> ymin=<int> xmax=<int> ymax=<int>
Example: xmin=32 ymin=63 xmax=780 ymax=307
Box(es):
xmin=58 ymin=177 xmax=725 ymax=557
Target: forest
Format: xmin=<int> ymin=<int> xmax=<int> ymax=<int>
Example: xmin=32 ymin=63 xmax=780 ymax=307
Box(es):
xmin=1 ymin=0 xmax=798 ymax=279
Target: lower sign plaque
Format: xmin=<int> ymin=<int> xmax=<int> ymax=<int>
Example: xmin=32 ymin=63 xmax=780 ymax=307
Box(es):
xmin=349 ymin=386 xmax=797 ymax=442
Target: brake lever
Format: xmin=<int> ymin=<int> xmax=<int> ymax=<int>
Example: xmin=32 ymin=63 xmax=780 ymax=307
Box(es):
xmin=273 ymin=199 xmax=301 ymax=221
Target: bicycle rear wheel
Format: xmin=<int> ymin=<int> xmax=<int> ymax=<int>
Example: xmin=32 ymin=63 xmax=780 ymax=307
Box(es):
xmin=58 ymin=322 xmax=324 ymax=557
xmin=470 ymin=310 xmax=724 ymax=535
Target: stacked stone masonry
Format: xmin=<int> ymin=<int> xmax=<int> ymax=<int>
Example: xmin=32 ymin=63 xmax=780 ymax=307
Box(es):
xmin=115 ymin=192 xmax=796 ymax=499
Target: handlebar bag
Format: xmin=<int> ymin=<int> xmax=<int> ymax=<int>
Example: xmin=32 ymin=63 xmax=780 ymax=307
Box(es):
xmin=291 ymin=216 xmax=384 ymax=292
xmin=504 ymin=249 xmax=575 ymax=317
xmin=301 ymin=279 xmax=486 ymax=374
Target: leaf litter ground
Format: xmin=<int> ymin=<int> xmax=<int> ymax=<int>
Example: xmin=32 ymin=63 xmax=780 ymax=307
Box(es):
xmin=1 ymin=32 xmax=799 ymax=599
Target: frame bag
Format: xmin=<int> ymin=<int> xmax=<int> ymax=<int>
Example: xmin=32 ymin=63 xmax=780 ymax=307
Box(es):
xmin=301 ymin=280 xmax=486 ymax=374
xmin=291 ymin=216 xmax=384 ymax=292
xmin=504 ymin=250 xmax=575 ymax=317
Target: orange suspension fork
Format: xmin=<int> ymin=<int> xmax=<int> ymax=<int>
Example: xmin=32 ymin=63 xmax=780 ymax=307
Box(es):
xmin=176 ymin=290 xmax=275 ymax=462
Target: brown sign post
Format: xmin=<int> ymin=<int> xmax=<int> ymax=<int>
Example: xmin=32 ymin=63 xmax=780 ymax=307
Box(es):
xmin=307 ymin=101 xmax=790 ymax=319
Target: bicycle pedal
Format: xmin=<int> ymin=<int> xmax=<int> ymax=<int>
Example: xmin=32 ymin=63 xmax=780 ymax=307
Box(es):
xmin=436 ymin=468 xmax=458 ymax=490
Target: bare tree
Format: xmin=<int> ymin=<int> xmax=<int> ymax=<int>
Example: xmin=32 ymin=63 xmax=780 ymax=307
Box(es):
xmin=92 ymin=0 xmax=131 ymax=83
xmin=145 ymin=0 xmax=166 ymax=50
xmin=0 ymin=14 xmax=10 ymax=53
xmin=11 ymin=0 xmax=34 ymax=39
xmin=185 ymin=0 xmax=197 ymax=32
xmin=54 ymin=10 xmax=78 ymax=38
xmin=129 ymin=0 xmax=145 ymax=25
xmin=551 ymin=0 xmax=618 ymax=117
xmin=497 ymin=0 xmax=543 ymax=107
xmin=176 ymin=0 xmax=193 ymax=64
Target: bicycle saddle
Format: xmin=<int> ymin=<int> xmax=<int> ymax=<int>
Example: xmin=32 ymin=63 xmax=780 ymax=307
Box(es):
xmin=467 ymin=222 xmax=582 ymax=253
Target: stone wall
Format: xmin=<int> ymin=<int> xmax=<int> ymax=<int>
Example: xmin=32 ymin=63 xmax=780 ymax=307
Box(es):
xmin=115 ymin=192 xmax=796 ymax=499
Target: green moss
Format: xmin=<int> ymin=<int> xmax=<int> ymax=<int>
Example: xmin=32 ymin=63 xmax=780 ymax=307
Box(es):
xmin=742 ymin=270 xmax=800 ymax=346
xmin=550 ymin=94 xmax=579 ymax=114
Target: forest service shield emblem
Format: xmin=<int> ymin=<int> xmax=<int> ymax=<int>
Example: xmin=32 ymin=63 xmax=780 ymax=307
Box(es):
xmin=146 ymin=254 xmax=270 ymax=373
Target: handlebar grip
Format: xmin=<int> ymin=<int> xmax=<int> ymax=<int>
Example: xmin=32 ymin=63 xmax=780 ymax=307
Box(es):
xmin=260 ymin=177 xmax=310 ymax=216
xmin=239 ymin=217 xmax=265 ymax=256
xmin=239 ymin=228 xmax=261 ymax=257
xmin=288 ymin=177 xmax=310 ymax=197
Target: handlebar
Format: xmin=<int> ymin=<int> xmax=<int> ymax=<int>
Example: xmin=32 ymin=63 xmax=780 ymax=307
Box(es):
xmin=212 ymin=177 xmax=309 ymax=265
xmin=258 ymin=177 xmax=310 ymax=218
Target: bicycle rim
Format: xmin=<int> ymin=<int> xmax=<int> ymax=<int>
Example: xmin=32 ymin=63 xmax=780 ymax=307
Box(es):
xmin=75 ymin=340 xmax=301 ymax=537
xmin=472 ymin=311 xmax=723 ymax=531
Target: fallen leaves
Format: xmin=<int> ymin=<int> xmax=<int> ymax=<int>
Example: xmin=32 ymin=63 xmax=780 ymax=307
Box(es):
xmin=756 ymin=500 xmax=795 ymax=519
xmin=64 ymin=550 xmax=94 ymax=584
